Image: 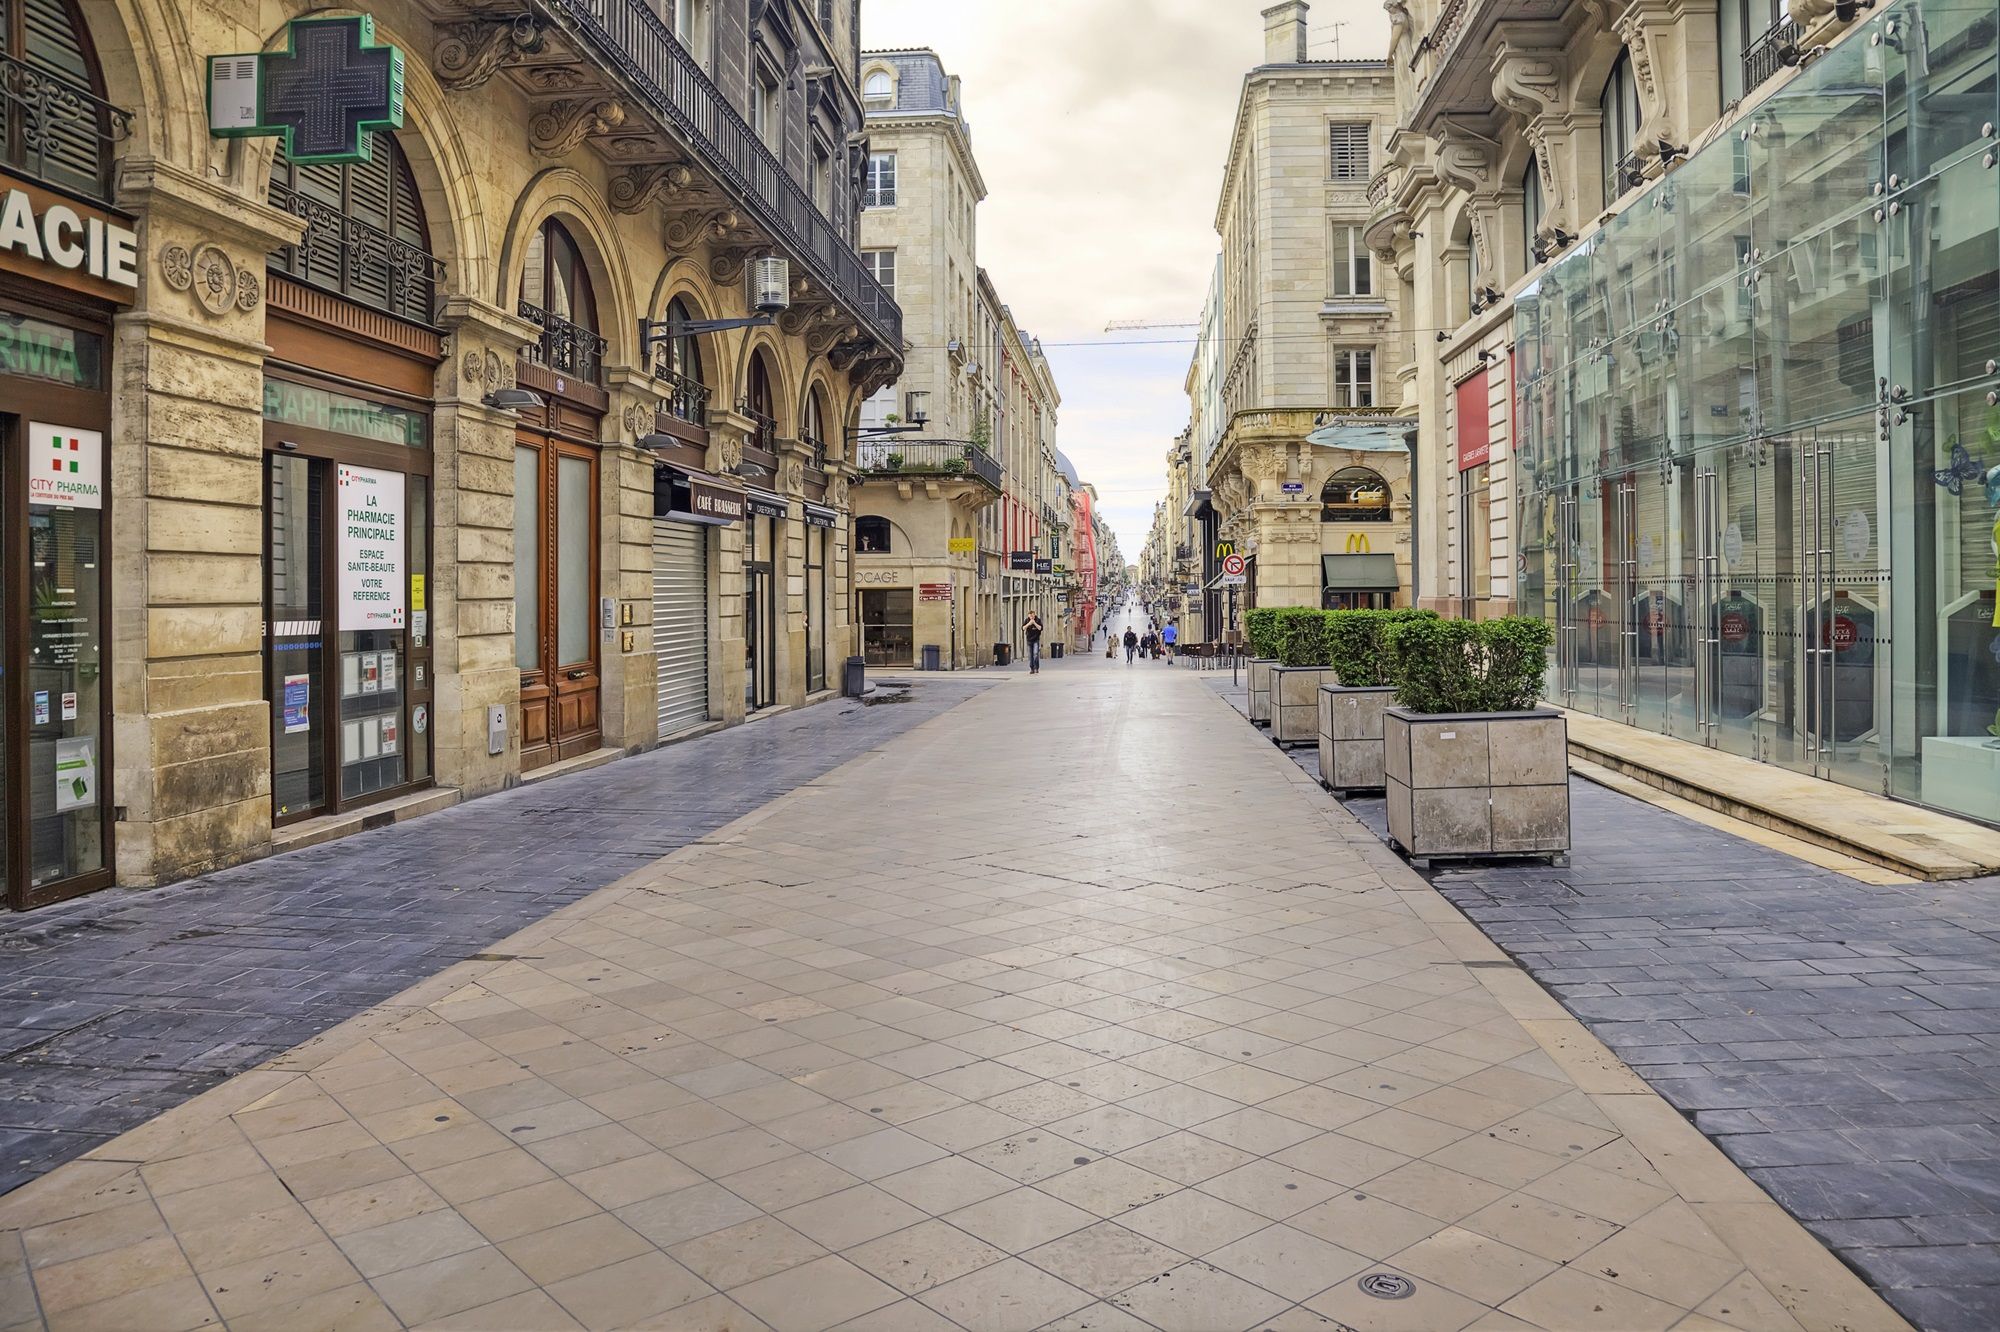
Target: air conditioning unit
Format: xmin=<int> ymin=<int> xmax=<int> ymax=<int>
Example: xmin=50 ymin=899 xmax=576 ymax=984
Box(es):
xmin=748 ymin=257 xmax=790 ymax=315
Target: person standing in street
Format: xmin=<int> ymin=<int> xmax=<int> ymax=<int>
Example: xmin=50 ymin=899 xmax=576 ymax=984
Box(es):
xmin=1023 ymin=612 xmax=1044 ymax=674
xmin=1123 ymin=626 xmax=1139 ymax=664
xmin=1162 ymin=621 xmax=1178 ymax=664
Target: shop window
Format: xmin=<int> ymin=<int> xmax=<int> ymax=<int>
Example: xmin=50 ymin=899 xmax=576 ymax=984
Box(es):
xmin=1322 ymin=468 xmax=1392 ymax=523
xmin=268 ymin=131 xmax=442 ymax=327
xmin=1 ymin=0 xmax=125 ymax=202
xmin=856 ymin=516 xmax=891 ymax=553
xmin=520 ymin=219 xmax=605 ymax=384
xmin=860 ymin=588 xmax=913 ymax=666
xmin=654 ymin=296 xmax=710 ymax=428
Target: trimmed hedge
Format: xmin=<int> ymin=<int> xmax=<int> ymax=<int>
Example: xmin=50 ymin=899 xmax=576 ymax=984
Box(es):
xmin=1383 ymin=615 xmax=1554 ymax=714
xmin=1278 ymin=610 xmax=1334 ymax=667
xmin=1324 ymin=608 xmax=1438 ymax=686
xmin=1245 ymin=606 xmax=1316 ymax=661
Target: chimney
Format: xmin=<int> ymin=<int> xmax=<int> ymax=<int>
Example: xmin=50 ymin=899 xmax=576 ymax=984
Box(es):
xmin=1262 ymin=1 xmax=1309 ymax=64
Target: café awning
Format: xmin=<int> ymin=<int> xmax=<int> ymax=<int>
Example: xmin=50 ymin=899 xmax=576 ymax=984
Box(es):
xmin=1321 ymin=553 xmax=1400 ymax=590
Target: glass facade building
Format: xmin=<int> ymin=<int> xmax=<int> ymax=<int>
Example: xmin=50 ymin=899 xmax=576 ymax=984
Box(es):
xmin=1515 ymin=0 xmax=2000 ymax=825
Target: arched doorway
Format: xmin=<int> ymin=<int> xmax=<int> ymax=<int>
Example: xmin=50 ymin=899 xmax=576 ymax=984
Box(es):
xmin=741 ymin=347 xmax=784 ymax=711
xmin=515 ymin=218 xmax=609 ymax=770
xmin=261 ymin=127 xmax=447 ymax=829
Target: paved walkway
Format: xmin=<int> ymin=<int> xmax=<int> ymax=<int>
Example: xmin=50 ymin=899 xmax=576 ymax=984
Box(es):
xmin=0 ymin=657 xmax=1899 ymax=1331
xmin=1212 ymin=673 xmax=2000 ymax=1332
xmin=0 ymin=679 xmax=990 ymax=1196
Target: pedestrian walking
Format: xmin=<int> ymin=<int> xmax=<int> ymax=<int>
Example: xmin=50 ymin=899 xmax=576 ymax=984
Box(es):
xmin=1162 ymin=621 xmax=1178 ymax=664
xmin=1023 ymin=612 xmax=1044 ymax=674
xmin=1123 ymin=627 xmax=1139 ymax=664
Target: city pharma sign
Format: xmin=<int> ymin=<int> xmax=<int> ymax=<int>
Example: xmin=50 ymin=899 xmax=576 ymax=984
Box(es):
xmin=209 ymin=16 xmax=405 ymax=164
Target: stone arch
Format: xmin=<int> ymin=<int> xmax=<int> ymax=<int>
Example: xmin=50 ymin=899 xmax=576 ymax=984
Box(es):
xmin=498 ymin=168 xmax=638 ymax=371
xmin=78 ymin=0 xmax=196 ymax=167
xmin=798 ymin=366 xmax=838 ymax=461
xmin=736 ymin=328 xmax=798 ymax=438
xmin=648 ymin=258 xmax=734 ymax=397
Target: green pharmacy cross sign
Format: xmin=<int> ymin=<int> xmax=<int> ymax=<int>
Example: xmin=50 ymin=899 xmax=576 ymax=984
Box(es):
xmin=209 ymin=16 xmax=405 ymax=164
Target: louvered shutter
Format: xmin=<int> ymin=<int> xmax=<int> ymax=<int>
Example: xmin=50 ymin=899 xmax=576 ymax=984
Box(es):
xmin=9 ymin=0 xmax=112 ymax=198
xmin=654 ymin=520 xmax=711 ymax=738
xmin=1329 ymin=123 xmax=1370 ymax=182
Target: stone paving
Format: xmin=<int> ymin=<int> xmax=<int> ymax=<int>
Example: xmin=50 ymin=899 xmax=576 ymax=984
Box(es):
xmin=0 ymin=679 xmax=990 ymax=1198
xmin=1212 ymin=672 xmax=2000 ymax=1332
xmin=0 ymin=652 xmax=1896 ymax=1331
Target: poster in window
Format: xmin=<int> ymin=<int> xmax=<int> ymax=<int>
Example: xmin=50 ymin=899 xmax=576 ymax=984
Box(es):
xmin=361 ymin=653 xmax=381 ymax=695
xmin=283 ymin=674 xmax=311 ymax=734
xmin=380 ymin=717 xmax=399 ymax=756
xmin=379 ymin=654 xmax=398 ymax=693
xmin=54 ymin=737 xmax=95 ymax=812
xmin=28 ymin=423 xmax=103 ymax=510
xmin=337 ymin=464 xmax=406 ymax=629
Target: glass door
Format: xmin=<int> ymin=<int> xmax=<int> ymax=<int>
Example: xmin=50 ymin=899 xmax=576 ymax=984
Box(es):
xmin=515 ymin=431 xmax=601 ymax=767
xmin=1795 ymin=417 xmax=1891 ymax=791
xmin=268 ymin=455 xmax=327 ymax=822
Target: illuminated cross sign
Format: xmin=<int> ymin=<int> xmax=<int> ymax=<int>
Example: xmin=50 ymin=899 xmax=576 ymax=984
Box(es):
xmin=208 ymin=16 xmax=405 ymax=164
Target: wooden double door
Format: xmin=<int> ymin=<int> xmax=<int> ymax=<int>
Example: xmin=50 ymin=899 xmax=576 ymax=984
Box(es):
xmin=516 ymin=426 xmax=600 ymax=769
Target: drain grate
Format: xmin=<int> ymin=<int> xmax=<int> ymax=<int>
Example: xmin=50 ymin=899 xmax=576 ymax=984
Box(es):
xmin=1357 ymin=1273 xmax=1416 ymax=1300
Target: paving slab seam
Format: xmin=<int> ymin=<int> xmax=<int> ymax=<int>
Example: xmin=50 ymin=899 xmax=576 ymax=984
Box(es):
xmin=1186 ymin=677 xmax=1914 ymax=1332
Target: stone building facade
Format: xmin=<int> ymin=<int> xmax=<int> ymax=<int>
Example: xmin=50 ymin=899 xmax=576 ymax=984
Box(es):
xmin=1191 ymin=2 xmax=1414 ymax=646
xmin=0 ymin=0 xmax=900 ymax=909
xmin=853 ymin=49 xmax=1074 ymax=670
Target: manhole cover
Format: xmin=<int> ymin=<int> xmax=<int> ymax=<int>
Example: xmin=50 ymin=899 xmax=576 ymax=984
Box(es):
xmin=1358 ymin=1273 xmax=1416 ymax=1300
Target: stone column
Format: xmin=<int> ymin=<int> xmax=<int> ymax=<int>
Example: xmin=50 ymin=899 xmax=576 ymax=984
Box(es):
xmin=600 ymin=367 xmax=664 ymax=749
xmin=706 ymin=410 xmax=751 ymax=724
xmin=433 ymin=297 xmax=541 ymax=794
xmin=113 ymin=158 xmax=300 ymax=884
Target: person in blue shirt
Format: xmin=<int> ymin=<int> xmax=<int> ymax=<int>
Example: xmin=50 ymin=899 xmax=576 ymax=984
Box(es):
xmin=1162 ymin=621 xmax=1178 ymax=664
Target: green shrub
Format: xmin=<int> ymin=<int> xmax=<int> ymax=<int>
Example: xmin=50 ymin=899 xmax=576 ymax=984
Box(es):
xmin=1278 ymin=610 xmax=1336 ymax=667
xmin=1325 ymin=608 xmax=1439 ymax=687
xmin=1383 ymin=615 xmax=1554 ymax=714
xmin=1244 ymin=607 xmax=1289 ymax=659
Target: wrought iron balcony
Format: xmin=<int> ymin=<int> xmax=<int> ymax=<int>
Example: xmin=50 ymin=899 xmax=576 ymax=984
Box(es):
xmin=653 ymin=364 xmax=709 ymax=427
xmin=745 ymin=408 xmax=777 ymax=452
xmin=1743 ymin=14 xmax=1805 ymax=96
xmin=856 ymin=440 xmax=1002 ymax=494
xmin=270 ymin=182 xmax=444 ymax=327
xmin=519 ymin=301 xmax=607 ymax=383
xmin=0 ymin=51 xmax=130 ymax=205
xmin=542 ymin=0 xmax=901 ymax=352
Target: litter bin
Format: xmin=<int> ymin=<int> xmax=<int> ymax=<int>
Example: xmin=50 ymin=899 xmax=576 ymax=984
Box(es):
xmin=921 ymin=644 xmax=942 ymax=671
xmin=1050 ymin=643 xmax=1064 ymax=660
xmin=842 ymin=655 xmax=866 ymax=697
xmin=993 ymin=641 xmax=1012 ymax=667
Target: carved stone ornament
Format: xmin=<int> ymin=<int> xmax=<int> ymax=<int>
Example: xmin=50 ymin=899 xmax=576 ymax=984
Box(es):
xmin=778 ymin=455 xmax=804 ymax=494
xmin=435 ymin=15 xmax=546 ymax=92
xmin=235 ymin=269 xmax=260 ymax=312
xmin=1432 ymin=133 xmax=1492 ymax=196
xmin=610 ymin=163 xmax=696 ymax=214
xmin=159 ymin=244 xmax=192 ymax=291
xmin=191 ymin=244 xmax=237 ymax=316
xmin=827 ymin=473 xmax=849 ymax=507
xmin=718 ymin=431 xmax=744 ymax=471
xmin=528 ymin=98 xmax=627 ymax=159
xmin=1384 ymin=0 xmax=1413 ymax=58
xmin=462 ymin=350 xmax=485 ymax=384
xmin=709 ymin=246 xmax=757 ymax=287
xmin=1491 ymin=49 xmax=1564 ymax=122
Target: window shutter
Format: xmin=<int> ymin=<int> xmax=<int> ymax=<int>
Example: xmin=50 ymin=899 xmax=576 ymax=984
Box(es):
xmin=1328 ymin=123 xmax=1370 ymax=181
xmin=18 ymin=0 xmax=111 ymax=197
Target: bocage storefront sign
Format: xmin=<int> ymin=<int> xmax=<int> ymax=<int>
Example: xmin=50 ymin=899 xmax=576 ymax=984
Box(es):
xmin=338 ymin=464 xmax=406 ymax=630
xmin=0 ymin=177 xmax=138 ymax=293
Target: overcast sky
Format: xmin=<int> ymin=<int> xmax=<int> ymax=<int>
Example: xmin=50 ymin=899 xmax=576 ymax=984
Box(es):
xmin=858 ymin=0 xmax=1391 ymax=567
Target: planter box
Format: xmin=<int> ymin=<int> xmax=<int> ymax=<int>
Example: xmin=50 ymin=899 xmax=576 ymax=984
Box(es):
xmin=1271 ymin=667 xmax=1338 ymax=745
xmin=1384 ymin=708 xmax=1570 ymax=864
xmin=1246 ymin=658 xmax=1277 ymax=725
xmin=1317 ymin=684 xmax=1397 ymax=793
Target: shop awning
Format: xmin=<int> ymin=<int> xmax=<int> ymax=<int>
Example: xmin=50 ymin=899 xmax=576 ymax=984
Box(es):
xmin=1182 ymin=487 xmax=1212 ymax=519
xmin=1306 ymin=412 xmax=1416 ymax=454
xmin=745 ymin=489 xmax=788 ymax=518
xmin=803 ymin=502 xmax=838 ymax=528
xmin=1322 ymin=553 xmax=1400 ymax=590
xmin=655 ymin=466 xmax=744 ymax=525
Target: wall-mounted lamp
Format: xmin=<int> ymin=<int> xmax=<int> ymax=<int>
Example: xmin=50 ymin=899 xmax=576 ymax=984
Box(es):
xmin=1435 ymin=330 xmax=1454 ymax=343
xmin=482 ymin=387 xmax=544 ymax=410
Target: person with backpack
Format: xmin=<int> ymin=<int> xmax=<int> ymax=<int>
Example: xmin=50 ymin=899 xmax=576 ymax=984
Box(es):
xmin=1123 ymin=626 xmax=1139 ymax=664
xmin=1022 ymin=612 xmax=1044 ymax=675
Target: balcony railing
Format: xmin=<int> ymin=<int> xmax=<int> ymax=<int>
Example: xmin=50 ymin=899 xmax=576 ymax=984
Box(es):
xmin=744 ymin=407 xmax=777 ymax=451
xmin=653 ymin=363 xmax=709 ymax=426
xmin=543 ymin=0 xmax=901 ymax=352
xmin=270 ymin=182 xmax=444 ymax=327
xmin=1742 ymin=14 xmax=1805 ymax=96
xmin=519 ymin=301 xmax=606 ymax=383
xmin=857 ymin=440 xmax=1002 ymax=492
xmin=0 ymin=51 xmax=130 ymax=205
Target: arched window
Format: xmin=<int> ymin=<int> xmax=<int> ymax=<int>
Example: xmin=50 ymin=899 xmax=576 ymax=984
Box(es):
xmin=1322 ymin=468 xmax=1393 ymax=523
xmin=1522 ymin=155 xmax=1544 ymax=266
xmin=863 ymin=70 xmax=894 ymax=111
xmin=3 ymin=0 xmax=122 ymax=202
xmin=1600 ymin=51 xmax=1641 ymax=207
xmin=269 ymin=131 xmax=441 ymax=326
xmin=802 ymin=386 xmax=829 ymax=467
xmin=856 ymin=516 xmax=891 ymax=553
xmin=656 ymin=296 xmax=709 ymax=426
xmin=521 ymin=219 xmax=603 ymax=382
xmin=745 ymin=350 xmax=777 ymax=449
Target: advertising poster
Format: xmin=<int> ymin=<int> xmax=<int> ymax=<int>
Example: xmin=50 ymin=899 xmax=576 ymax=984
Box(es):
xmin=54 ymin=737 xmax=94 ymax=812
xmin=28 ymin=422 xmax=103 ymax=509
xmin=337 ymin=464 xmax=406 ymax=630
xmin=60 ymin=691 xmax=77 ymax=721
xmin=283 ymin=674 xmax=311 ymax=734
xmin=32 ymin=691 xmax=49 ymax=725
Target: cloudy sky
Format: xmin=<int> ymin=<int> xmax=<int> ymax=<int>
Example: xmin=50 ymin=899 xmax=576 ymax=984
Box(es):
xmin=858 ymin=0 xmax=1391 ymax=567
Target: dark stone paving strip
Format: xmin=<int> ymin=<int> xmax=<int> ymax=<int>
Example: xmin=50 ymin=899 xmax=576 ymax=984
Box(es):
xmin=0 ymin=679 xmax=991 ymax=1198
xmin=1198 ymin=672 xmax=2000 ymax=1332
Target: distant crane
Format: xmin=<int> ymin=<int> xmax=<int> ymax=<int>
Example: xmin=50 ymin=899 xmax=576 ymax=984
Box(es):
xmin=1103 ymin=319 xmax=1198 ymax=333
